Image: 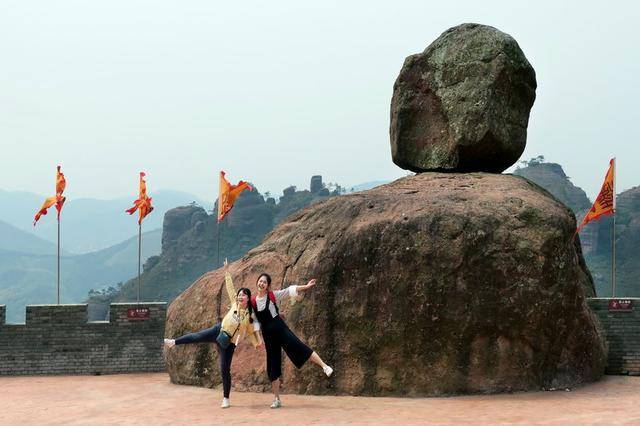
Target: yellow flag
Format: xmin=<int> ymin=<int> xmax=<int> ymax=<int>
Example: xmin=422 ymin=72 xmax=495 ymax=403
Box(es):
xmin=218 ymin=171 xmax=252 ymax=222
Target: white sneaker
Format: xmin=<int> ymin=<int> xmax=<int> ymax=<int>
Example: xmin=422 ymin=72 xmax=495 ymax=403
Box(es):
xmin=323 ymin=365 xmax=333 ymax=377
xmin=270 ymin=398 xmax=282 ymax=409
xmin=163 ymin=338 xmax=175 ymax=348
xmin=221 ymin=398 xmax=230 ymax=409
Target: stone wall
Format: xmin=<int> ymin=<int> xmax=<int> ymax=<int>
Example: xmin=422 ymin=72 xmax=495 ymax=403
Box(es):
xmin=588 ymin=298 xmax=640 ymax=375
xmin=0 ymin=303 xmax=166 ymax=375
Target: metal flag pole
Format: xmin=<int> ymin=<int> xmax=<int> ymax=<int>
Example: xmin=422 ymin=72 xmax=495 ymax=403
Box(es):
xmin=137 ymin=222 xmax=142 ymax=304
xmin=57 ymin=216 xmax=60 ymax=305
xmin=612 ymin=157 xmax=616 ymax=298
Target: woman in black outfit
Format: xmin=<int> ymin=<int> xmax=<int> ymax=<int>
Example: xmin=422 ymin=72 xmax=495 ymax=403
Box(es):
xmin=251 ymin=273 xmax=333 ymax=408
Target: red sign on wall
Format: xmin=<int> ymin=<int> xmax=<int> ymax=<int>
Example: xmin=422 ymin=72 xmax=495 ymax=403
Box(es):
xmin=127 ymin=307 xmax=151 ymax=320
xmin=608 ymin=299 xmax=634 ymax=312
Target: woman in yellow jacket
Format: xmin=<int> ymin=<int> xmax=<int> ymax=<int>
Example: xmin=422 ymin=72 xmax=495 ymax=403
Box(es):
xmin=164 ymin=262 xmax=262 ymax=408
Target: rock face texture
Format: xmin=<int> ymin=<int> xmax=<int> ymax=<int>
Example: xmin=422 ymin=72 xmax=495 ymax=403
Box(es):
xmin=390 ymin=23 xmax=537 ymax=173
xmin=165 ymin=173 xmax=605 ymax=396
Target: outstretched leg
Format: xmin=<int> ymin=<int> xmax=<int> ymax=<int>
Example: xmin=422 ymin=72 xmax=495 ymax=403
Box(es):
xmin=308 ymin=351 xmax=328 ymax=369
xmin=309 ymin=351 xmax=333 ymax=376
xmin=280 ymin=327 xmax=333 ymax=377
xmin=169 ymin=324 xmax=220 ymax=346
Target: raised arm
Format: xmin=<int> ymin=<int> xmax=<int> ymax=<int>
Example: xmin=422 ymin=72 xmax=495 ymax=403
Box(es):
xmin=223 ymin=259 xmax=236 ymax=304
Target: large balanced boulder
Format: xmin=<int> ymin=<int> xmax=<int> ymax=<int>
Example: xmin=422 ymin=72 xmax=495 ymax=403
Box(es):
xmin=390 ymin=23 xmax=537 ymax=173
xmin=165 ymin=173 xmax=605 ymax=396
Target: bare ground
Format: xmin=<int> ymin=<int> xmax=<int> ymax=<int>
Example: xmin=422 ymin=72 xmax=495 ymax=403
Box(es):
xmin=1 ymin=374 xmax=638 ymax=425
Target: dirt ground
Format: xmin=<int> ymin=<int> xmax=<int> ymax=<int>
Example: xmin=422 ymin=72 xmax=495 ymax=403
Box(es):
xmin=1 ymin=373 xmax=639 ymax=425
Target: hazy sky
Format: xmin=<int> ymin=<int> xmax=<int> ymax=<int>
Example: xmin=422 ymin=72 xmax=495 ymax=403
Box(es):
xmin=1 ymin=1 xmax=638 ymax=202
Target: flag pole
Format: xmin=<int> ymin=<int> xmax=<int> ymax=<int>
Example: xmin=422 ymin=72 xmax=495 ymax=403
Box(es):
xmin=57 ymin=216 xmax=60 ymax=305
xmin=217 ymin=220 xmax=221 ymax=268
xmin=612 ymin=157 xmax=616 ymax=298
xmin=137 ymin=222 xmax=142 ymax=304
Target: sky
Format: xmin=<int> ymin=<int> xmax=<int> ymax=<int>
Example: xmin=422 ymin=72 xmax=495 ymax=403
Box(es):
xmin=1 ymin=1 xmax=638 ymax=202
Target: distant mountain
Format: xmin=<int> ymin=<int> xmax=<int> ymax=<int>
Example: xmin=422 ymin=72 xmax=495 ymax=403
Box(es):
xmin=0 ymin=189 xmax=210 ymax=253
xmin=88 ymin=176 xmax=343 ymax=319
xmin=590 ymin=185 xmax=640 ymax=297
xmin=0 ymin=228 xmax=162 ymax=323
xmin=513 ymin=161 xmax=603 ymax=255
xmin=0 ymin=220 xmax=62 ymax=255
xmin=514 ymin=160 xmax=639 ymax=297
xmin=0 ymin=189 xmax=43 ymax=232
xmin=348 ymin=180 xmax=390 ymax=193
xmin=513 ymin=162 xmax=591 ymax=214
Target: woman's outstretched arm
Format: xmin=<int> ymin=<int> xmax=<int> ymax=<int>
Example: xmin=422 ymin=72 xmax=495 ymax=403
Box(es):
xmin=296 ymin=279 xmax=317 ymax=293
xmin=272 ymin=279 xmax=317 ymax=304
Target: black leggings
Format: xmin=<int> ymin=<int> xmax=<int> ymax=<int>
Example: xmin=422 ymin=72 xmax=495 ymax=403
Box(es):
xmin=174 ymin=324 xmax=236 ymax=398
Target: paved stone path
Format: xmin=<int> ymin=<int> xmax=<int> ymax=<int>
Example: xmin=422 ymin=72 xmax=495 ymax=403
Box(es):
xmin=1 ymin=374 xmax=638 ymax=425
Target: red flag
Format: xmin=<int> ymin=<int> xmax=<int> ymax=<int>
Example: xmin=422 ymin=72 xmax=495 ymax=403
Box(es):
xmin=34 ymin=166 xmax=66 ymax=226
xmin=218 ymin=171 xmax=252 ymax=222
xmin=576 ymin=159 xmax=615 ymax=234
xmin=126 ymin=172 xmax=154 ymax=224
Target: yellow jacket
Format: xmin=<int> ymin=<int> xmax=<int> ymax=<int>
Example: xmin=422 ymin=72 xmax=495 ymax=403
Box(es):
xmin=221 ymin=272 xmax=260 ymax=347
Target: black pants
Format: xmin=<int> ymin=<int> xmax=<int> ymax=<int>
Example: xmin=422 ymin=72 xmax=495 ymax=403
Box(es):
xmin=175 ymin=324 xmax=236 ymax=398
xmin=262 ymin=317 xmax=313 ymax=382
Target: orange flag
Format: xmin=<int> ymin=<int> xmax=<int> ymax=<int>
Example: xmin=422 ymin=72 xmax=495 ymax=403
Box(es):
xmin=34 ymin=166 xmax=66 ymax=226
xmin=218 ymin=171 xmax=252 ymax=222
xmin=126 ymin=172 xmax=154 ymax=225
xmin=576 ymin=159 xmax=615 ymax=234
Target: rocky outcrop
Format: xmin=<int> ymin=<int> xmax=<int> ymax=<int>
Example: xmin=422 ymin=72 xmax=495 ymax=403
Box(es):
xmin=390 ymin=23 xmax=536 ymax=173
xmin=604 ymin=186 xmax=640 ymax=296
xmin=513 ymin=162 xmax=601 ymax=255
xmin=165 ymin=173 xmax=605 ymax=396
xmin=86 ymin=179 xmax=337 ymax=318
xmin=513 ymin=162 xmax=591 ymax=215
xmin=616 ymin=185 xmax=640 ymax=259
xmin=310 ymin=175 xmax=323 ymax=193
xmin=514 ymin=162 xmax=640 ymax=297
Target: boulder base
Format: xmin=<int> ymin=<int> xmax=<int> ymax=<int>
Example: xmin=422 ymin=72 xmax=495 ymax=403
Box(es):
xmin=165 ymin=173 xmax=605 ymax=396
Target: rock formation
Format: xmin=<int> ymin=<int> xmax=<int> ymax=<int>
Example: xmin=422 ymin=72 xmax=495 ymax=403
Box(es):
xmin=616 ymin=187 xmax=640 ymax=288
xmin=513 ymin=161 xmax=591 ymax=215
xmin=165 ymin=23 xmax=606 ymax=397
xmin=588 ymin=185 xmax=640 ymax=297
xmin=310 ymin=175 xmax=324 ymax=193
xmin=88 ymin=178 xmax=336 ymax=319
xmin=514 ymin=161 xmax=640 ymax=297
xmin=165 ymin=173 xmax=605 ymax=395
xmin=390 ymin=23 xmax=536 ymax=173
xmin=513 ymin=160 xmax=602 ymax=255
